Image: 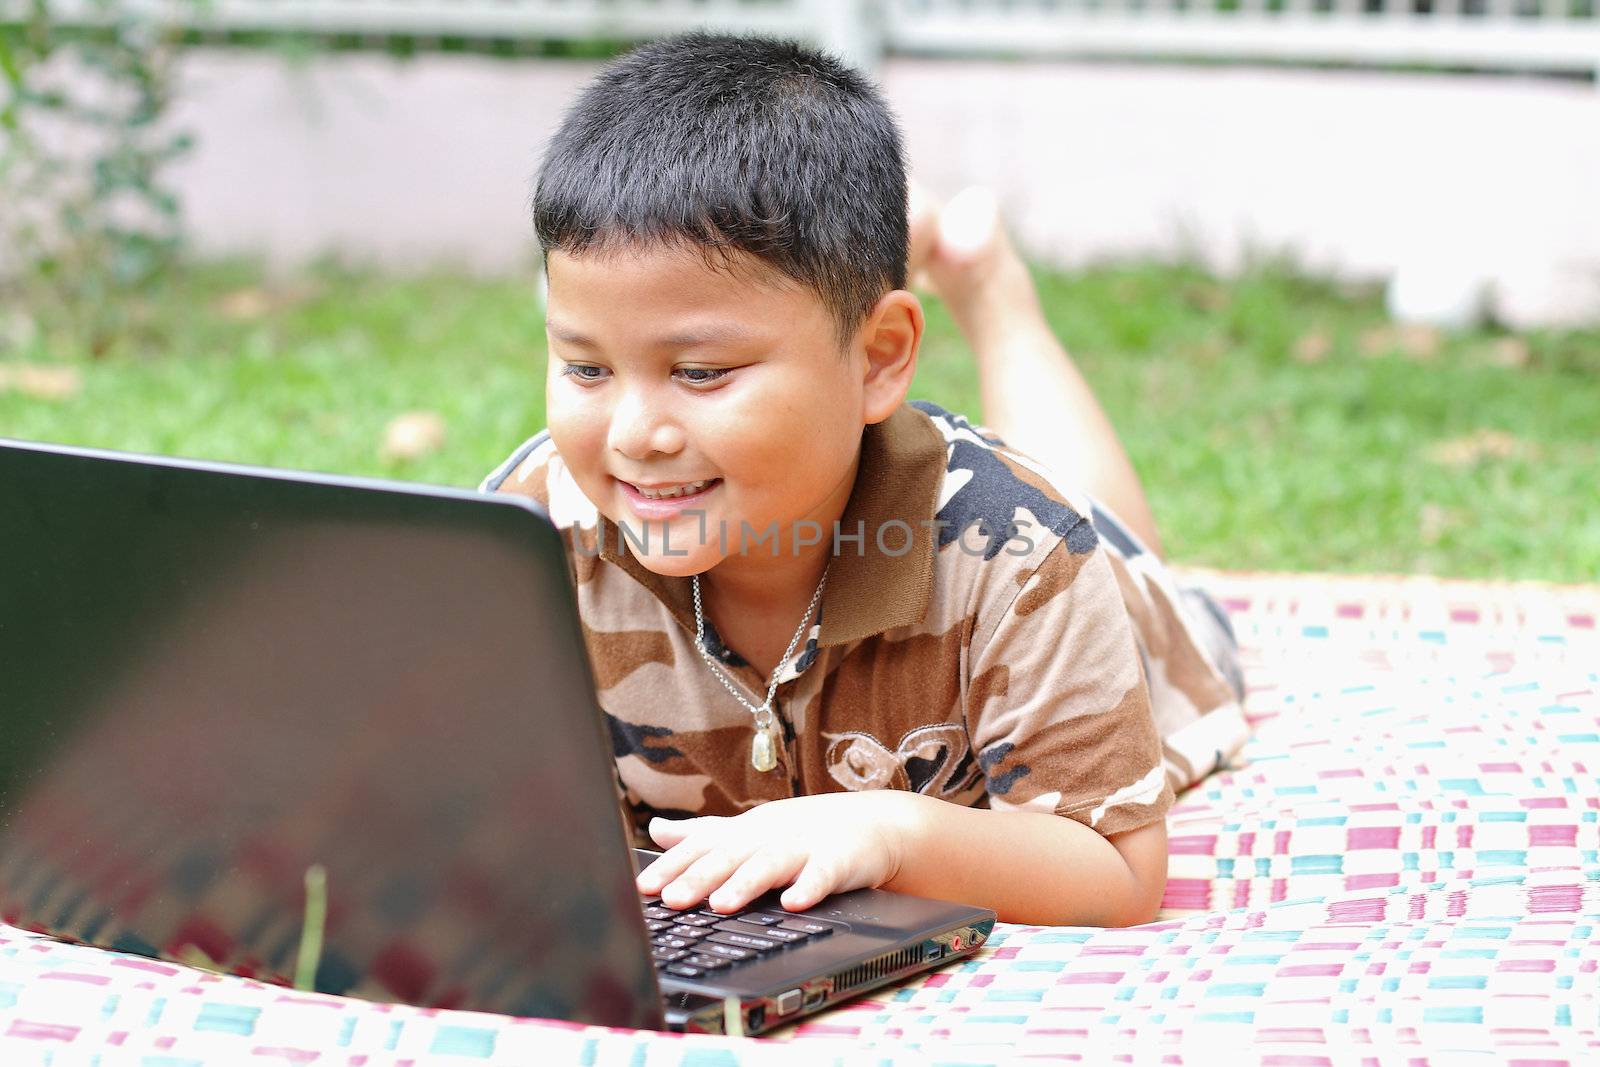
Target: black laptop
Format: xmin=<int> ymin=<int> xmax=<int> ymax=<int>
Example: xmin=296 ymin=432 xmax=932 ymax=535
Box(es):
xmin=0 ymin=438 xmax=995 ymax=1035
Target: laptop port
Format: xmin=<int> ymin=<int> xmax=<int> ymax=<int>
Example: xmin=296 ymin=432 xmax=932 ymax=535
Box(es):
xmin=745 ymin=1006 xmax=766 ymax=1032
xmin=924 ymin=940 xmax=944 ymax=961
xmin=803 ymin=989 xmax=825 ymax=1010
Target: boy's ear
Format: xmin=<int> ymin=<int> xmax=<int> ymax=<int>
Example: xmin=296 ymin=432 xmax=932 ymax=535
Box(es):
xmin=857 ymin=289 xmax=923 ymax=425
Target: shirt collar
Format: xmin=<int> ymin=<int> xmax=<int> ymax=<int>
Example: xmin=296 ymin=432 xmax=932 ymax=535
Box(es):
xmin=598 ymin=403 xmax=948 ymax=650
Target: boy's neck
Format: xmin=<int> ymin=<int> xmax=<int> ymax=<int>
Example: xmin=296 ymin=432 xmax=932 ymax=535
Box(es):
xmin=700 ymin=540 xmax=832 ymax=614
xmin=696 ymin=543 xmax=831 ymax=681
xmin=696 ymin=453 xmax=859 ymax=673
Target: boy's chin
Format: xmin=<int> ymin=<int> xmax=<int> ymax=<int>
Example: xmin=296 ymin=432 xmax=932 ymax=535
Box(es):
xmin=627 ymin=548 xmax=722 ymax=579
xmin=596 ymin=509 xmax=722 ymax=577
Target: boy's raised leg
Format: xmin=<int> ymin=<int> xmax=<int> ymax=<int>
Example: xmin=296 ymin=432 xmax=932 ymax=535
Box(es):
xmin=908 ymin=184 xmax=1166 ymax=558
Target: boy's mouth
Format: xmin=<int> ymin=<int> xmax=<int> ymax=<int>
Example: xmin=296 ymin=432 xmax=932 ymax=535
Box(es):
xmin=616 ymin=477 xmax=724 ymax=522
xmin=624 ymin=478 xmax=721 ymax=501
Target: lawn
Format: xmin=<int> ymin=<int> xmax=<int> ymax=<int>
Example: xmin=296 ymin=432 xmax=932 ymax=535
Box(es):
xmin=2 ymin=258 xmax=1597 ymax=583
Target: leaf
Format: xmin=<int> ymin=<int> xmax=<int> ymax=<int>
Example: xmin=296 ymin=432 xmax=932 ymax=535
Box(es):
xmin=0 ymin=363 xmax=84 ymax=400
xmin=215 ymin=288 xmax=272 ymax=320
xmin=1425 ymin=429 xmax=1535 ymax=468
xmin=157 ymin=131 xmax=195 ymax=161
xmin=1487 ymin=337 xmax=1531 ymax=370
xmin=0 ymin=33 xmax=24 ymax=89
xmin=1181 ymin=281 xmax=1229 ymax=313
xmin=379 ymin=411 xmax=448 ymax=463
xmin=1359 ymin=323 xmax=1441 ymax=361
xmin=1292 ymin=329 xmax=1332 ymax=364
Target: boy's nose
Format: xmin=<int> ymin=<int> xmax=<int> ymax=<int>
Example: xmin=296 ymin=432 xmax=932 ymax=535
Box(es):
xmin=607 ymin=389 xmax=685 ymax=459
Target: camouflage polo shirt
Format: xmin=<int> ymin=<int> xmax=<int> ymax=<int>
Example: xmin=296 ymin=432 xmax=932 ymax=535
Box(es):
xmin=483 ymin=401 xmax=1248 ymax=842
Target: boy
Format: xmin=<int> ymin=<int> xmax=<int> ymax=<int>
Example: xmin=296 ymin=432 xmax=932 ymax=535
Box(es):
xmin=483 ymin=32 xmax=1247 ymax=927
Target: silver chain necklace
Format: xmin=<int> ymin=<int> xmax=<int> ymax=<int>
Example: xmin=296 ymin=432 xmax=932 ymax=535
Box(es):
xmin=691 ymin=565 xmax=828 ymax=773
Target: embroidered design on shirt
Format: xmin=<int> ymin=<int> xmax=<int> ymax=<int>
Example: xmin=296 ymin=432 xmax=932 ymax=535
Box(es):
xmin=825 ymin=724 xmax=979 ymax=796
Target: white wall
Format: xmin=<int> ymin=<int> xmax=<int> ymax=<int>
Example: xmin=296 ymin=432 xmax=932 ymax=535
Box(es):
xmin=165 ymin=51 xmax=1600 ymax=327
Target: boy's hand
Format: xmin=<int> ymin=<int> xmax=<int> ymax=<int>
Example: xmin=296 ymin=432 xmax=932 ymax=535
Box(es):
xmin=635 ymin=792 xmax=914 ymax=913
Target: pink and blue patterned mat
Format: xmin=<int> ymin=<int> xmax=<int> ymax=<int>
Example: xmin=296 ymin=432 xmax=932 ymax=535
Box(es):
xmin=2 ymin=571 xmax=1596 ymax=1065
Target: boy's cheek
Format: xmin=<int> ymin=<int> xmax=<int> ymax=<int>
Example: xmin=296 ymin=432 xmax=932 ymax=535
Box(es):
xmin=545 ymin=417 xmax=608 ymax=489
xmin=544 ymin=403 xmax=600 ymax=451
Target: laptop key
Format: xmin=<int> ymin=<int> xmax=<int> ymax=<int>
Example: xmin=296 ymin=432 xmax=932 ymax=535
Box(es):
xmin=684 ymin=953 xmax=732 ymax=971
xmin=645 ymin=919 xmax=673 ymax=933
xmin=714 ymin=920 xmax=806 ymax=944
xmin=698 ymin=942 xmax=755 ymax=962
xmin=644 ymin=906 xmax=683 ymax=921
xmin=672 ymin=913 xmax=718 ymax=928
xmin=738 ymin=913 xmax=784 ymax=926
xmin=665 ymin=964 xmax=704 ymax=979
xmin=651 ymin=947 xmax=689 ymax=963
xmin=779 ymin=918 xmax=834 ymax=937
xmin=728 ymin=922 xmax=805 ymax=944
xmin=669 ymin=925 xmax=710 ymax=940
xmin=652 ymin=936 xmax=694 ymax=951
xmin=707 ymin=930 xmax=778 ymax=952
xmin=694 ymin=909 xmax=747 ymax=922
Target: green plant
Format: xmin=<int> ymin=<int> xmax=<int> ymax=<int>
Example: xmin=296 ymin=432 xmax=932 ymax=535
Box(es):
xmin=1 ymin=0 xmax=200 ymax=354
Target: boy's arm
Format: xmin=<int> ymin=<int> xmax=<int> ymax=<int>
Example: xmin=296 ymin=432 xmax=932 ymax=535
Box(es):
xmin=881 ymin=794 xmax=1167 ymax=926
xmin=638 ymin=789 xmax=1166 ymax=926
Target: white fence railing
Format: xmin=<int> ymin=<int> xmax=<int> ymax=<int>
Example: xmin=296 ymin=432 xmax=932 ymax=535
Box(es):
xmin=18 ymin=0 xmax=1600 ymax=77
xmin=888 ymin=2 xmax=1600 ymax=76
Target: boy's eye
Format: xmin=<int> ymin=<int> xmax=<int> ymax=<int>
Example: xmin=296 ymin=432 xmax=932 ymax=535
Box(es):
xmin=674 ymin=367 xmax=730 ymax=385
xmin=561 ymin=363 xmax=610 ymax=383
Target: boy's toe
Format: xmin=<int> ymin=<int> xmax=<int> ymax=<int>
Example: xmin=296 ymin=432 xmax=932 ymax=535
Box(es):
xmin=936 ymin=186 xmax=1002 ymax=265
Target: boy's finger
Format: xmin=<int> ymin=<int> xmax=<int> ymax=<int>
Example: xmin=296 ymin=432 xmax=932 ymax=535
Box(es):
xmin=709 ymin=845 xmax=806 ymax=914
xmin=780 ymin=854 xmax=844 ymax=912
xmin=647 ymin=815 xmax=707 ymax=848
xmin=662 ymin=844 xmax=753 ymax=911
xmin=635 ymin=836 xmax=713 ymax=895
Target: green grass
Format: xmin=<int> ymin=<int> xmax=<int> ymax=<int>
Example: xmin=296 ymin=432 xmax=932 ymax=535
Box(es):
xmin=4 ymin=258 xmax=1598 ymax=582
xmin=1 ymin=261 xmax=548 ymax=490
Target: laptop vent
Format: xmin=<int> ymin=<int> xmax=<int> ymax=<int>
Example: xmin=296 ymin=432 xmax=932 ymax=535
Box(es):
xmin=831 ymin=945 xmax=924 ymax=994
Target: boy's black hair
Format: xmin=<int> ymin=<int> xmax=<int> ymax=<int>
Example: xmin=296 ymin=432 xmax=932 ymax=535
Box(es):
xmin=533 ymin=31 xmax=907 ymax=350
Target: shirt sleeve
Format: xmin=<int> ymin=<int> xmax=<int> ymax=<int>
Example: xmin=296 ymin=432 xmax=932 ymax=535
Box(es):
xmin=963 ymin=519 xmax=1174 ymax=836
xmin=480 ymin=430 xmax=552 ymax=496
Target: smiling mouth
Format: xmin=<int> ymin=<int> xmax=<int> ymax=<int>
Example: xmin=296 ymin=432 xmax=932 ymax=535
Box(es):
xmin=625 ymin=478 xmax=721 ymax=500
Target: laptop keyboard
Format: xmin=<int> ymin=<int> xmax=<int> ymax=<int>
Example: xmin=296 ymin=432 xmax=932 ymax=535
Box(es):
xmin=639 ymin=898 xmax=838 ymax=981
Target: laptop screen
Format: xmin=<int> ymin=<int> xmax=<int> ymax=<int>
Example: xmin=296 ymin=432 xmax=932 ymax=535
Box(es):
xmin=0 ymin=441 xmax=661 ymax=1027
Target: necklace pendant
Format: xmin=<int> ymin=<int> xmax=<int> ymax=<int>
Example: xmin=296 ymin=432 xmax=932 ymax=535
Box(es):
xmin=751 ymin=725 xmax=778 ymax=773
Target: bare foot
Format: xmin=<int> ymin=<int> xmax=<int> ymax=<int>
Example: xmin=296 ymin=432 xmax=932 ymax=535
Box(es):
xmin=907 ymin=182 xmax=1045 ymax=351
xmin=907 ymin=180 xmax=942 ymax=293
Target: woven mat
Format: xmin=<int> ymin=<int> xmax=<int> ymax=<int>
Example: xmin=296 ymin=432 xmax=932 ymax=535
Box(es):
xmin=2 ymin=571 xmax=1596 ymax=1065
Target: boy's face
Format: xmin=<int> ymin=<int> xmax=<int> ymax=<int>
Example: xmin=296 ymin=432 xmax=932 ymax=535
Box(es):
xmin=543 ymin=243 xmax=874 ymax=577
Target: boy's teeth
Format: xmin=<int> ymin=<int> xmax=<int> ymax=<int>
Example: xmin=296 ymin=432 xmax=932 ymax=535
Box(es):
xmin=635 ymin=479 xmax=713 ymax=500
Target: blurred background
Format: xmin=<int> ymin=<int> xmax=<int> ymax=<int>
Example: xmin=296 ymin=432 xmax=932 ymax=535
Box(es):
xmin=2 ymin=0 xmax=1597 ymax=580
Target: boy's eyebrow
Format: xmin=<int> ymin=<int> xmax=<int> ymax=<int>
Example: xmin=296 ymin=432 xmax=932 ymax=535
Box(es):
xmin=545 ymin=319 xmax=757 ymax=349
xmin=544 ymin=320 xmax=596 ymax=347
